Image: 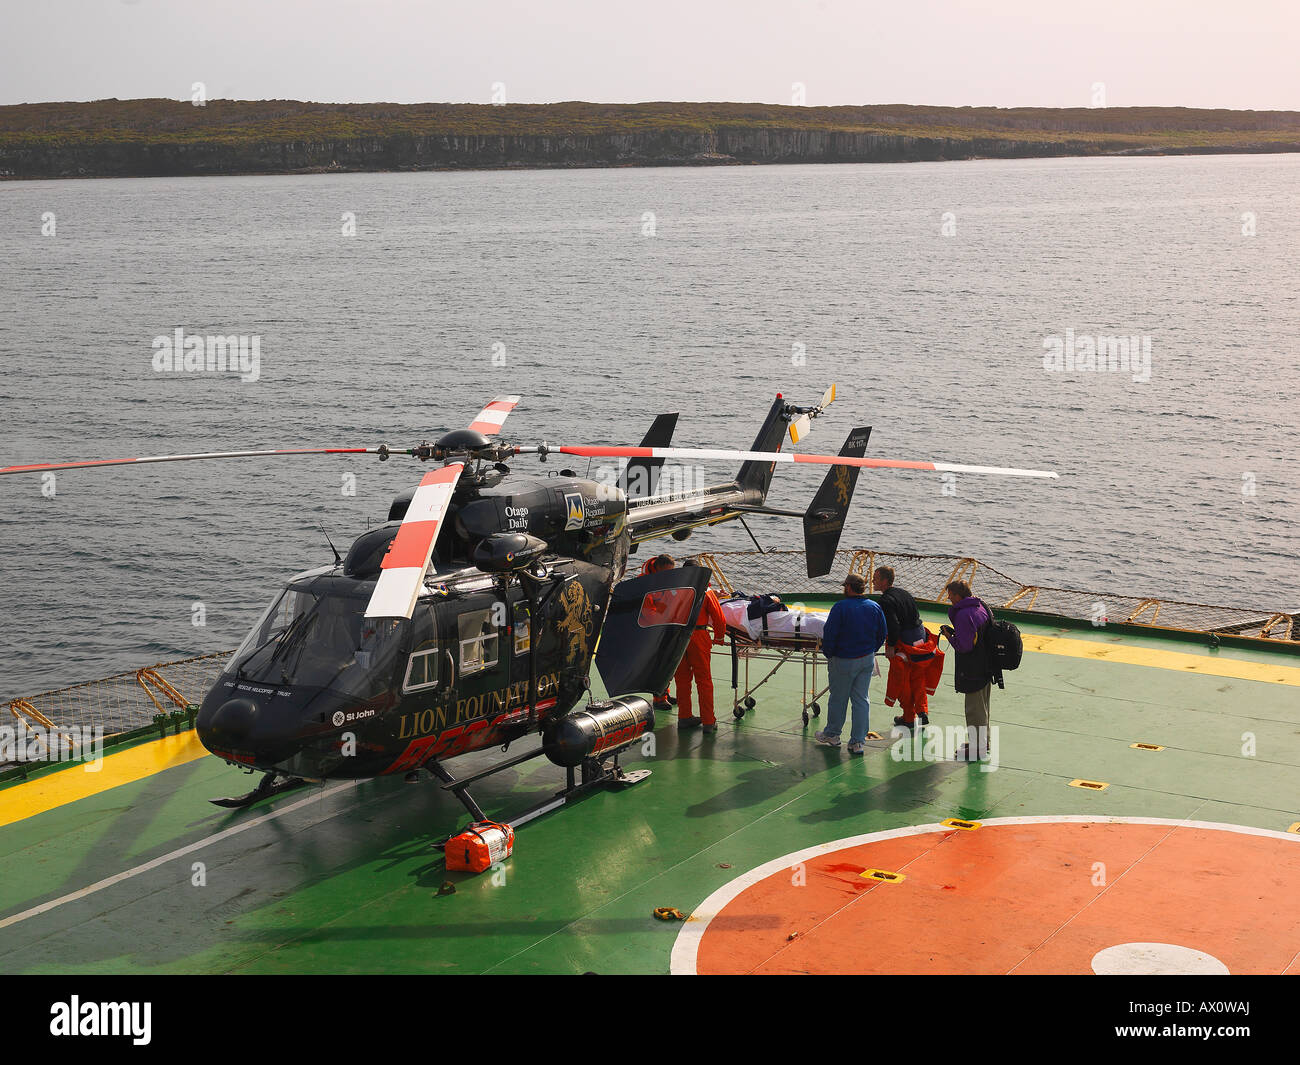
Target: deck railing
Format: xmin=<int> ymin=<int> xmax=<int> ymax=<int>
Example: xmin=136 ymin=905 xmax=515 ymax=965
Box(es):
xmin=5 ymin=548 xmax=1295 ymax=746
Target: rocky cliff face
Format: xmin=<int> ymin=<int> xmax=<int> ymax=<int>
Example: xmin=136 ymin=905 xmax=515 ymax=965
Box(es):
xmin=3 ymin=128 xmax=1296 ymax=178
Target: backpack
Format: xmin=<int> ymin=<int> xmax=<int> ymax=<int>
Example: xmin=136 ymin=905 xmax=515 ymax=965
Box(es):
xmin=983 ymin=605 xmax=1023 ymax=676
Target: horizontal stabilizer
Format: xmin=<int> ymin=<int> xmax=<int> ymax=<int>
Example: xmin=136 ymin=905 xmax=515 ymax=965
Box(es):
xmin=730 ymin=504 xmax=805 ymax=518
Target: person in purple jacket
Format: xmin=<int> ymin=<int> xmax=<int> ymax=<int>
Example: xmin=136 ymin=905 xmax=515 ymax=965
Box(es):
xmin=815 ymin=572 xmax=888 ymax=755
xmin=939 ymin=580 xmax=995 ymax=761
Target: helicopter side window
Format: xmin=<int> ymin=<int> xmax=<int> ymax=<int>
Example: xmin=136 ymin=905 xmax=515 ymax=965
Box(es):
xmin=402 ymin=644 xmax=441 ymax=694
xmin=637 ymin=588 xmax=697 ymax=628
xmin=458 ymin=608 xmax=499 ymax=677
xmin=512 ymin=602 xmax=530 ymax=655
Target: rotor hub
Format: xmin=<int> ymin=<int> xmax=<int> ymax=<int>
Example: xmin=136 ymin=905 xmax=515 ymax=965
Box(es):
xmin=435 ymin=428 xmax=493 ymax=453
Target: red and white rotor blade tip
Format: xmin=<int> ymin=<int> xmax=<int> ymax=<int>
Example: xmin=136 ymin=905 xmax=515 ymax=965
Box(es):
xmin=555 ymin=445 xmax=1058 ymax=479
xmin=0 ymin=447 xmax=380 ymax=478
xmin=467 ymin=395 xmax=521 ymax=437
xmin=365 ymin=463 xmax=464 ymax=620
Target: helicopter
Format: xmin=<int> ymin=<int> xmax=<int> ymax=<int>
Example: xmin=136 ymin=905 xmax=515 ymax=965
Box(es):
xmin=1 ymin=389 xmax=1057 ymax=832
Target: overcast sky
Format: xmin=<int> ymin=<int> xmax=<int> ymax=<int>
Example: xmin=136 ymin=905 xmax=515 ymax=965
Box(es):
xmin=2 ymin=0 xmax=1297 ymax=110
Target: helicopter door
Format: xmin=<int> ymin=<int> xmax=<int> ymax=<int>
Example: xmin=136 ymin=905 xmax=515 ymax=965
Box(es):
xmin=595 ymin=566 xmax=712 ymax=696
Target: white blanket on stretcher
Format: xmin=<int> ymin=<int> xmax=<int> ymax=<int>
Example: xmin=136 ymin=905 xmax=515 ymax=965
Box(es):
xmin=719 ymin=597 xmax=828 ymax=641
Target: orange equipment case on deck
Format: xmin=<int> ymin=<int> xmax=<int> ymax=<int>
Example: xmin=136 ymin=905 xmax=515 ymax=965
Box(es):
xmin=445 ymin=821 xmax=515 ymax=873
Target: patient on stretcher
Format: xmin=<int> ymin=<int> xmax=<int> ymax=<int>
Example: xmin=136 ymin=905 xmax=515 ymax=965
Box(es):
xmin=719 ymin=593 xmax=829 ymax=642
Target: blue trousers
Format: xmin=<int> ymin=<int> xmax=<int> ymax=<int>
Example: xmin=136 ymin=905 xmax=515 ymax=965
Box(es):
xmin=826 ymin=654 xmax=873 ymax=744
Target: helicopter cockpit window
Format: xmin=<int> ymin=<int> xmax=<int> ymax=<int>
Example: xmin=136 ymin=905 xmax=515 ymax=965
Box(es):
xmin=637 ymin=587 xmax=696 ymax=628
xmin=227 ymin=584 xmax=406 ymax=697
xmin=458 ymin=608 xmax=499 ymax=677
xmin=512 ymin=602 xmax=530 ymax=655
xmin=228 ymin=586 xmax=317 ymax=672
xmin=403 ymin=645 xmax=440 ymax=694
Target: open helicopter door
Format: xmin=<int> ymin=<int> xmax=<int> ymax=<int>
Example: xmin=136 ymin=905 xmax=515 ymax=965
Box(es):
xmin=595 ymin=566 xmax=713 ymax=696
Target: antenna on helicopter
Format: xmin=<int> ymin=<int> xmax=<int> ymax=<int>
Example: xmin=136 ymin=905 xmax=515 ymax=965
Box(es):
xmin=317 ymin=523 xmax=343 ymax=566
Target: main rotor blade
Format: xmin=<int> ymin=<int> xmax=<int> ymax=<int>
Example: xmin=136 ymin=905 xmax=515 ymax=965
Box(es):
xmin=0 ymin=447 xmax=391 ymax=477
xmin=550 ymin=445 xmax=1058 ymax=479
xmin=365 ymin=463 xmax=464 ymax=620
xmin=467 ymin=395 xmax=521 ymax=437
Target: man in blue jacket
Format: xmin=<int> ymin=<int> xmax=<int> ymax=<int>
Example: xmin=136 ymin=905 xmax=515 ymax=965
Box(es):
xmin=816 ymin=572 xmax=888 ymax=755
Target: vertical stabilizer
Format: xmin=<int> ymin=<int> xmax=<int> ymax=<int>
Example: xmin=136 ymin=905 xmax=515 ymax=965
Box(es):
xmin=620 ymin=413 xmax=679 ymax=498
xmin=803 ymin=426 xmax=871 ymax=577
xmin=735 ymin=394 xmax=791 ymax=503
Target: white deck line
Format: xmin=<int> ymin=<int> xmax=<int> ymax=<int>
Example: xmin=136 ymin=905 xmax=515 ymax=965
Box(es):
xmin=0 ymin=782 xmax=353 ymax=932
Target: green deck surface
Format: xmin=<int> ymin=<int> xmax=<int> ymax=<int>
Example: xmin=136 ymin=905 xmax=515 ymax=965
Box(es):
xmin=1 ymin=608 xmax=1296 ymax=974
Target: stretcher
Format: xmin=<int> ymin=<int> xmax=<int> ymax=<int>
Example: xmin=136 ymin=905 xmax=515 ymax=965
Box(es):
xmin=719 ymin=597 xmax=830 ymax=727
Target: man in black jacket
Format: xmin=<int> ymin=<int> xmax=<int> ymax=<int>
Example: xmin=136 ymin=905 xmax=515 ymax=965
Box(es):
xmin=872 ymin=567 xmax=925 ymax=647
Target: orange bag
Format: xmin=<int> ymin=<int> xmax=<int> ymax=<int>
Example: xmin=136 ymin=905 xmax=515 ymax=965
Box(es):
xmin=445 ymin=821 xmax=515 ymax=873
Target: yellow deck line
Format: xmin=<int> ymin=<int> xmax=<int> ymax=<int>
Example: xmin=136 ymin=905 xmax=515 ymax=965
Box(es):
xmin=1023 ymin=634 xmax=1300 ymax=686
xmin=0 ymin=731 xmax=210 ymax=829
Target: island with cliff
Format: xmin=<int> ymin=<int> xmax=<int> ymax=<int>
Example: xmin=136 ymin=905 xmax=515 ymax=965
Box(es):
xmin=3 ymin=99 xmax=1299 ymax=179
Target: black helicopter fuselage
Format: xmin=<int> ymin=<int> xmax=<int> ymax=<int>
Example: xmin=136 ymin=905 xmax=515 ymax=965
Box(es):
xmin=195 ymin=393 xmax=821 ymax=782
xmin=196 ymin=472 xmax=632 ymax=779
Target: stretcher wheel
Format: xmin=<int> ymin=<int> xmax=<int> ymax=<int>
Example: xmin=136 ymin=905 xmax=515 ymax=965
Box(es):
xmin=744 ymin=697 xmax=756 ymax=710
xmin=733 ymin=706 xmax=745 ymax=720
xmin=801 ymin=711 xmax=809 ymax=727
xmin=811 ymin=702 xmax=821 ymax=716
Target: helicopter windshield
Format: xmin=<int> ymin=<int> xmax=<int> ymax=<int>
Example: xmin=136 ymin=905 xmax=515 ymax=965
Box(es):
xmin=228 ymin=584 xmax=406 ymax=697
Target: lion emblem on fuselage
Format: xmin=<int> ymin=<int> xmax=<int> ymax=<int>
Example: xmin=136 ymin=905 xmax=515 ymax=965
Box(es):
xmin=555 ymin=579 xmax=594 ymax=667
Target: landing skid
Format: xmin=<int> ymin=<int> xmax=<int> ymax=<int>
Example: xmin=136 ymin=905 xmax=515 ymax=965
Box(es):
xmin=431 ymin=754 xmax=649 ymax=848
xmin=210 ymin=771 xmax=308 ymax=809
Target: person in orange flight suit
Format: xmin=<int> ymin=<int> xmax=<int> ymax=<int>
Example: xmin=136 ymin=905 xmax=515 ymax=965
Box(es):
xmin=640 ymin=554 xmax=678 ymax=711
xmin=675 ymin=562 xmax=728 ymax=734
xmin=873 ymin=566 xmax=944 ymax=731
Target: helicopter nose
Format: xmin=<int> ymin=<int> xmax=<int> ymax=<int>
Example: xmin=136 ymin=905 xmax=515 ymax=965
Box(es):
xmin=197 ymin=694 xmax=306 ymax=767
xmin=199 ymin=697 xmax=259 ymax=746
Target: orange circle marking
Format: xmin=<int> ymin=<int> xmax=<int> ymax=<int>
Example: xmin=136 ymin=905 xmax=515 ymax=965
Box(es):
xmin=672 ymin=817 xmax=1300 ymax=975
